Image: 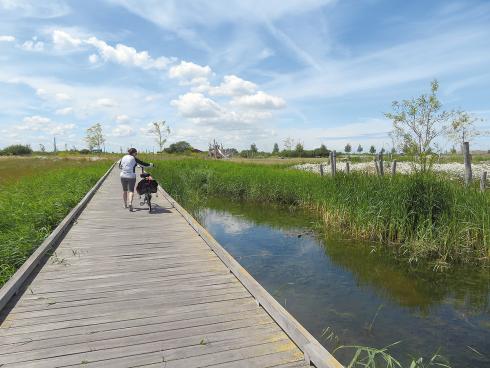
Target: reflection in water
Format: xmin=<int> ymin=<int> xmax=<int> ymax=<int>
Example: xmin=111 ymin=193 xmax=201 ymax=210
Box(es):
xmin=193 ymin=198 xmax=490 ymax=367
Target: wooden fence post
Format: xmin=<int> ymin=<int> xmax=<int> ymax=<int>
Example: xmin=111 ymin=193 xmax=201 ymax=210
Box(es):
xmin=481 ymin=171 xmax=487 ymax=192
xmin=329 ymin=151 xmax=333 ymax=171
xmin=379 ymin=152 xmax=384 ymax=176
xmin=320 ymin=164 xmax=324 ymax=177
xmin=332 ymin=151 xmax=337 ymax=176
xmin=374 ymin=157 xmax=380 ymax=176
xmin=346 ymin=161 xmax=350 ymax=174
xmin=391 ymin=160 xmax=397 ymax=175
xmin=463 ymin=142 xmax=472 ymax=186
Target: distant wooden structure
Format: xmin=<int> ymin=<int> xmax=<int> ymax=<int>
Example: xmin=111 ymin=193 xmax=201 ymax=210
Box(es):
xmin=0 ymin=166 xmax=342 ymax=368
xmin=209 ymin=139 xmax=230 ymax=159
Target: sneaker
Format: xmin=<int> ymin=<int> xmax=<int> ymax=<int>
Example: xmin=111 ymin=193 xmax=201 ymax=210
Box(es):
xmin=129 ymin=204 xmax=133 ymax=212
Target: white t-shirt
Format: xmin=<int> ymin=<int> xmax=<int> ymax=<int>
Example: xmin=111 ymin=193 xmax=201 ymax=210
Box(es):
xmin=119 ymin=155 xmax=137 ymax=179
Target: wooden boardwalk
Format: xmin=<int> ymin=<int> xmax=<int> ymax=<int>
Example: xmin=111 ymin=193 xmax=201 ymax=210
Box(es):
xmin=0 ymin=167 xmax=341 ymax=368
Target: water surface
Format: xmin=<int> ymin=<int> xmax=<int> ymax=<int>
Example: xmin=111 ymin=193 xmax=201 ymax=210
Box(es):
xmin=194 ymin=198 xmax=490 ymax=367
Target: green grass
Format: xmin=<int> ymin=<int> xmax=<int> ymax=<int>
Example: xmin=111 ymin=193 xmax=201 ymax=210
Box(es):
xmin=0 ymin=160 xmax=110 ymax=287
xmin=151 ymin=159 xmax=490 ymax=267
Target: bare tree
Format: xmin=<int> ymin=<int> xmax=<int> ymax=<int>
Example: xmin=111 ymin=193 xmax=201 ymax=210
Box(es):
xmin=150 ymin=121 xmax=170 ymax=152
xmin=85 ymin=123 xmax=105 ymax=151
xmin=283 ymin=137 xmax=295 ymax=151
xmin=385 ymin=80 xmax=453 ymax=155
xmin=447 ymin=111 xmax=485 ymax=151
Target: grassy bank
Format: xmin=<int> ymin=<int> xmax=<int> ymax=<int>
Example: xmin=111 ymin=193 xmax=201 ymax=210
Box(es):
xmin=152 ymin=159 xmax=490 ymax=267
xmin=0 ymin=160 xmax=110 ymax=287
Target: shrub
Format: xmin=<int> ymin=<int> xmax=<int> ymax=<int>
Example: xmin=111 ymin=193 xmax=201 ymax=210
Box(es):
xmin=0 ymin=144 xmax=33 ymax=156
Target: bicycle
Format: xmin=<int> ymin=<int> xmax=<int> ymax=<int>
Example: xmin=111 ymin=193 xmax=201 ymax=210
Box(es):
xmin=137 ymin=166 xmax=157 ymax=212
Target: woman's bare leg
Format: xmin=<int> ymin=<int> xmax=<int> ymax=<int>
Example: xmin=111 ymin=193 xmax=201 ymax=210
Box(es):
xmin=128 ymin=191 xmax=134 ymax=210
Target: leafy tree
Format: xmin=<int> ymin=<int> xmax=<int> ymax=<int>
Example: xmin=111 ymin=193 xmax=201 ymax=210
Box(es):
xmin=272 ymin=143 xmax=279 ymax=154
xmin=165 ymin=141 xmax=193 ymax=153
xmin=380 ymin=147 xmax=386 ymax=154
xmin=295 ymin=142 xmax=304 ymax=157
xmin=149 ymin=120 xmax=171 ymax=152
xmin=390 ymin=147 xmax=396 ymax=154
xmin=357 ymin=144 xmax=363 ymax=153
xmin=0 ymin=144 xmax=32 ymax=156
xmin=85 ymin=123 xmax=105 ymax=151
xmin=385 ymin=80 xmax=452 ymax=155
xmin=318 ymin=144 xmax=328 ymax=157
xmin=250 ymin=143 xmax=258 ymax=153
xmin=344 ymin=143 xmax=352 ymax=153
xmin=39 ymin=144 xmax=46 ymax=152
xmin=447 ymin=111 xmax=485 ymax=151
xmin=369 ymin=145 xmax=376 ymax=154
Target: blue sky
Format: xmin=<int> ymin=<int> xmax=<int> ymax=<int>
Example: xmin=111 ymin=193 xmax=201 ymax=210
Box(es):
xmin=1 ymin=0 xmax=490 ymax=152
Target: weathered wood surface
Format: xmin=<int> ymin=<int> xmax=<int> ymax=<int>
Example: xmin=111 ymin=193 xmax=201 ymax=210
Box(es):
xmin=0 ymin=167 xmax=341 ymax=367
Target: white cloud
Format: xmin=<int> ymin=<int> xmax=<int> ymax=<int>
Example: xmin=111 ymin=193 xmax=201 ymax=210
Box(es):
xmin=85 ymin=36 xmax=172 ymax=70
xmin=17 ymin=115 xmax=75 ymax=135
xmin=55 ymin=92 xmax=71 ymax=101
xmin=0 ymin=35 xmax=15 ymax=42
xmin=209 ymin=75 xmax=257 ymax=96
xmin=88 ymin=53 xmax=99 ymax=63
xmin=21 ymin=39 xmax=44 ymax=52
xmin=231 ymin=91 xmax=285 ymax=109
xmin=111 ymin=124 xmax=134 ymax=137
xmin=171 ymin=92 xmax=221 ymax=118
xmin=115 ymin=114 xmax=129 ymax=122
xmin=95 ymin=97 xmax=117 ymax=107
xmin=52 ymin=30 xmax=82 ymax=49
xmin=55 ymin=107 xmax=73 ymax=115
xmin=169 ymin=61 xmax=212 ymax=83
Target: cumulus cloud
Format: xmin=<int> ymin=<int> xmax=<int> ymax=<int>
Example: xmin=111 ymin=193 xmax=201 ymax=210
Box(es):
xmin=111 ymin=124 xmax=134 ymax=137
xmin=18 ymin=115 xmax=75 ymax=135
xmin=169 ymin=61 xmax=212 ymax=84
xmin=115 ymin=114 xmax=130 ymax=122
xmin=0 ymin=35 xmax=15 ymax=42
xmin=52 ymin=30 xmax=82 ymax=49
xmin=21 ymin=38 xmax=44 ymax=52
xmin=85 ymin=36 xmax=172 ymax=70
xmin=88 ymin=53 xmax=99 ymax=63
xmin=95 ymin=97 xmax=117 ymax=107
xmin=231 ymin=91 xmax=286 ymax=109
xmin=55 ymin=92 xmax=71 ymax=101
xmin=55 ymin=107 xmax=73 ymax=115
xmin=171 ymin=92 xmax=222 ymax=118
xmin=208 ymin=75 xmax=257 ymax=96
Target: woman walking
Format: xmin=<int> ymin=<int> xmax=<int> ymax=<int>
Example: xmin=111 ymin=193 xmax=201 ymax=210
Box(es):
xmin=119 ymin=148 xmax=153 ymax=211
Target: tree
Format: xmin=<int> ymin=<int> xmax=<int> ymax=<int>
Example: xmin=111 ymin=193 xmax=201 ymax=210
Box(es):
xmin=85 ymin=123 xmax=105 ymax=151
xmin=39 ymin=144 xmax=46 ymax=152
xmin=272 ymin=143 xmax=279 ymax=155
xmin=369 ymin=145 xmax=376 ymax=154
xmin=283 ymin=137 xmax=295 ymax=151
xmin=165 ymin=141 xmax=193 ymax=153
xmin=295 ymin=142 xmax=304 ymax=157
xmin=357 ymin=144 xmax=363 ymax=153
xmin=380 ymin=147 xmax=386 ymax=154
xmin=250 ymin=143 xmax=258 ymax=156
xmin=344 ymin=143 xmax=352 ymax=153
xmin=150 ymin=120 xmax=171 ymax=152
xmin=447 ymin=111 xmax=484 ymax=151
xmin=385 ymin=80 xmax=453 ymax=155
xmin=318 ymin=144 xmax=328 ymax=157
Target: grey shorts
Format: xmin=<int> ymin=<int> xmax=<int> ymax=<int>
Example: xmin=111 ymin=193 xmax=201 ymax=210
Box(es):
xmin=121 ymin=177 xmax=136 ymax=192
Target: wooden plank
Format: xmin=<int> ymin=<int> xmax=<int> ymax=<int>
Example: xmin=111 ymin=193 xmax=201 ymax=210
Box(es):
xmin=0 ymin=163 xmax=115 ymax=312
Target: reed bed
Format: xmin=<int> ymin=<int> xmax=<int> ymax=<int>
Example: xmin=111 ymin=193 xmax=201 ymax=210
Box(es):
xmin=0 ymin=161 xmax=110 ymax=287
xmin=152 ymin=159 xmax=490 ymax=267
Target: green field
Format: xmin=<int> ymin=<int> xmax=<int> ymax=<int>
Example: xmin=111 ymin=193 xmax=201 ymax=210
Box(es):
xmin=151 ymin=158 xmax=490 ymax=268
xmin=0 ymin=157 xmax=111 ymax=287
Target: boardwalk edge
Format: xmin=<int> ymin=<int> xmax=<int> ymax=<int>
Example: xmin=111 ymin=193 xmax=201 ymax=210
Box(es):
xmin=158 ymin=185 xmax=344 ymax=368
xmin=0 ymin=162 xmax=116 ymax=312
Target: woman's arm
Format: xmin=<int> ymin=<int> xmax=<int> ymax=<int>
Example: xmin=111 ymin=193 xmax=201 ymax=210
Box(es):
xmin=135 ymin=157 xmax=151 ymax=167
